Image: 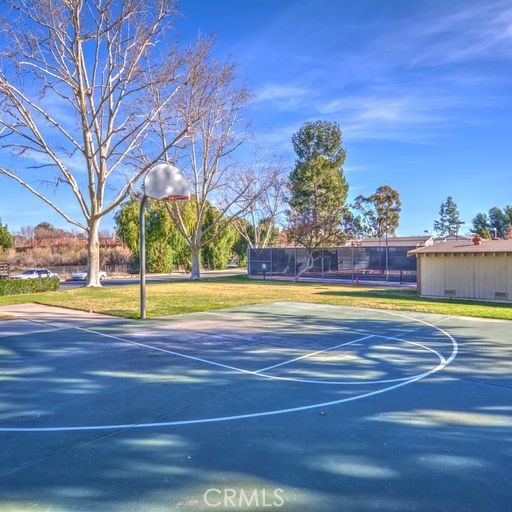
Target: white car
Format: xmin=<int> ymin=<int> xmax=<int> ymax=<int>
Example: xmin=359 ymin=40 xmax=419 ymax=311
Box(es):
xmin=70 ymin=269 xmax=107 ymax=281
xmin=15 ymin=268 xmax=59 ymax=279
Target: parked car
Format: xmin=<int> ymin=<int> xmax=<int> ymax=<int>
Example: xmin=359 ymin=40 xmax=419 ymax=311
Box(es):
xmin=70 ymin=269 xmax=107 ymax=281
xmin=14 ymin=268 xmax=59 ymax=280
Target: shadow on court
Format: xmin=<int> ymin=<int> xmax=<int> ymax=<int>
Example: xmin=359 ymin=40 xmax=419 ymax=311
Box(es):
xmin=0 ymin=302 xmax=510 ymax=511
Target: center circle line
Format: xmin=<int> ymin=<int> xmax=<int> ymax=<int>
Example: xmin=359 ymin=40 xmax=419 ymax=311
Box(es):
xmin=0 ymin=310 xmax=458 ymax=432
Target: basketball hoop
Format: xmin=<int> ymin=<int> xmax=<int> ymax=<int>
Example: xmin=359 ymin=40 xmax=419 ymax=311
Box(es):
xmin=140 ymin=163 xmax=191 ymax=320
xmin=162 ymin=194 xmax=189 ymax=201
xmin=143 ymin=163 xmax=191 ymax=201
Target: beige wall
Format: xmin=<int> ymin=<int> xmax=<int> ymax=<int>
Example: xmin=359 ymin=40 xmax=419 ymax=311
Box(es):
xmin=418 ymin=253 xmax=511 ymax=301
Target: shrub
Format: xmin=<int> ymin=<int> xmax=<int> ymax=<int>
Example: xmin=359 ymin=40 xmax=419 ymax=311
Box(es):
xmin=0 ymin=277 xmax=59 ymax=296
xmin=102 ymin=246 xmax=132 ymax=266
xmin=5 ymin=244 xmax=132 ymax=268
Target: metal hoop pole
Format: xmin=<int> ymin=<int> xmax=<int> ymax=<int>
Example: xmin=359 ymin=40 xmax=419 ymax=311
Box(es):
xmin=139 ymin=194 xmax=148 ymax=320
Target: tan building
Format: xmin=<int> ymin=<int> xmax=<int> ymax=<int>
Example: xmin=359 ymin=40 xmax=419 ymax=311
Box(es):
xmin=408 ymin=238 xmax=512 ymax=302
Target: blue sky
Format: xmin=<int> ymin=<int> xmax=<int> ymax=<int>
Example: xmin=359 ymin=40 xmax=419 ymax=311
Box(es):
xmin=1 ymin=0 xmax=511 ymax=235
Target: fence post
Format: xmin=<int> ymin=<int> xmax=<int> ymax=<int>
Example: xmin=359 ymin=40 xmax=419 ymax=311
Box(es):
xmin=294 ymin=247 xmax=297 ymax=278
xmin=321 ymin=250 xmax=324 ymax=279
xmin=270 ymin=246 xmax=273 ymax=280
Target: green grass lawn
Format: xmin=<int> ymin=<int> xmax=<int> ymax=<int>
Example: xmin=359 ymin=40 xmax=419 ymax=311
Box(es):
xmin=0 ymin=275 xmax=510 ymax=320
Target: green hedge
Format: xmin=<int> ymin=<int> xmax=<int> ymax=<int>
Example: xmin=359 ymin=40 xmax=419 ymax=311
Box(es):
xmin=0 ymin=277 xmax=60 ymax=296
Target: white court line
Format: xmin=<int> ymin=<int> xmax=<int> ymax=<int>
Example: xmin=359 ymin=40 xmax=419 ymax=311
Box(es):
xmin=205 ymin=310 xmax=453 ymax=343
xmin=371 ymin=310 xmax=458 ymax=366
xmin=0 ymin=310 xmax=458 ymax=432
xmin=254 ymin=334 xmax=375 ymax=373
xmin=203 ymin=311 xmax=250 ymax=318
xmin=405 ymin=340 xmax=447 ymax=364
xmin=204 ymin=311 xmax=369 ymax=333
xmin=253 ymin=318 xmax=447 ymax=378
xmin=0 ymin=325 xmax=75 ymax=339
xmin=0 ymin=340 xmax=453 ymax=433
xmin=201 ymin=307 xmax=454 ymax=382
xmin=254 ymin=338 xmax=445 ymax=385
xmin=79 ymin=327 xmax=443 ymax=386
xmin=75 ymin=327 xmax=256 ymax=376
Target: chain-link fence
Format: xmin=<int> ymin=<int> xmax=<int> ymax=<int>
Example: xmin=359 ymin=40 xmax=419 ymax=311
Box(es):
xmin=248 ymin=246 xmax=417 ymax=284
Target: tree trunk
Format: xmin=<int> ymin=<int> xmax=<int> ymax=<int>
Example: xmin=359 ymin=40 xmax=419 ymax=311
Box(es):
xmin=86 ymin=217 xmax=102 ymax=287
xmin=294 ymin=251 xmax=314 ymax=281
xmin=190 ymin=225 xmax=202 ymax=280
xmin=190 ymin=245 xmax=201 ymax=280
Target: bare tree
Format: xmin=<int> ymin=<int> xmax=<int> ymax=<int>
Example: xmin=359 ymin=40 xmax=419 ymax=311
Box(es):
xmin=0 ymin=0 xmax=201 ymax=285
xmin=19 ymin=225 xmax=35 ymax=243
xmin=163 ymin=52 xmax=259 ymax=279
xmin=233 ymin=163 xmax=287 ymax=249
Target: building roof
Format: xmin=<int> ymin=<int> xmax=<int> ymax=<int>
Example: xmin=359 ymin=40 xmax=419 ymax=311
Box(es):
xmin=408 ymin=239 xmax=512 ymax=255
xmin=357 ymin=236 xmax=432 ymax=248
xmin=433 ymin=235 xmax=472 ymax=243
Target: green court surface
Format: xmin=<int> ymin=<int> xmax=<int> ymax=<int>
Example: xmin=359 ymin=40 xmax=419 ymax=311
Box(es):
xmin=0 ymin=302 xmax=511 ymax=511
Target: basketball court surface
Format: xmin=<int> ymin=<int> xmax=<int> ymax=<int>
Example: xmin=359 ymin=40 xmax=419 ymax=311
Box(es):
xmin=0 ymin=302 xmax=510 ymax=511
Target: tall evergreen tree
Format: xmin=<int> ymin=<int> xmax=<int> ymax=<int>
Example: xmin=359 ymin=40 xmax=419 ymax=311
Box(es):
xmin=0 ymin=218 xmax=13 ymax=249
xmin=354 ymin=185 xmax=401 ymax=238
xmin=372 ymin=186 xmax=401 ymax=237
xmin=505 ymin=206 xmax=512 ymax=238
xmin=434 ymin=196 xmax=461 ymax=236
xmin=352 ymin=195 xmax=379 ymax=238
xmin=472 ymin=212 xmax=491 ymax=239
xmin=488 ymin=207 xmax=511 ymax=238
xmin=471 ymin=206 xmax=512 ymax=239
xmin=505 ymin=205 xmax=512 ymax=223
xmin=286 ymin=120 xmax=349 ymax=278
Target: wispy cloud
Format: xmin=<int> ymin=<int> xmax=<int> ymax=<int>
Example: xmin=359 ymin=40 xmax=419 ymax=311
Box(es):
xmin=249 ymin=0 xmax=512 ymax=145
xmin=252 ymin=83 xmax=313 ymax=111
xmin=408 ymin=1 xmax=512 ymax=65
xmin=253 ymin=123 xmax=301 ymax=150
xmin=255 ymin=84 xmax=310 ymax=102
xmin=316 ymin=92 xmax=469 ymax=142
